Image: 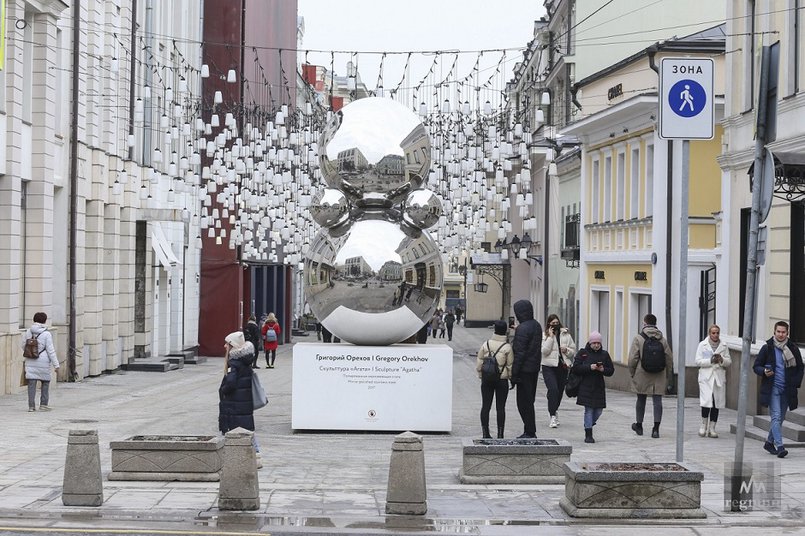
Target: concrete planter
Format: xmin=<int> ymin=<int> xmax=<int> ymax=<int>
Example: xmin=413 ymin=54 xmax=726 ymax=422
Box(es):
xmin=459 ymin=438 xmax=572 ymax=484
xmin=109 ymin=435 xmax=224 ymax=481
xmin=559 ymin=462 xmax=706 ymax=519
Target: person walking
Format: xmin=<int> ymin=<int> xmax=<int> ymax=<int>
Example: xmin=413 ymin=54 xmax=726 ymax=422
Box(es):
xmin=753 ymin=321 xmax=804 ymax=458
xmin=438 ymin=314 xmax=446 ymax=338
xmin=695 ymin=324 xmax=731 ymax=438
xmin=21 ymin=312 xmax=60 ymax=412
xmin=430 ymin=310 xmax=441 ymax=340
xmin=476 ymin=320 xmax=514 ymax=438
xmin=444 ymin=310 xmax=456 ymax=341
xmin=509 ymin=299 xmax=543 ymax=439
xmin=455 ymin=306 xmax=463 ymax=326
xmin=541 ymin=314 xmax=576 ymax=428
xmin=571 ymin=331 xmax=614 ymax=443
xmin=261 ymin=313 xmax=281 ymax=368
xmin=219 ymin=331 xmax=260 ymax=465
xmin=243 ymin=314 xmax=262 ymax=369
xmin=628 ymin=313 xmax=673 ymax=438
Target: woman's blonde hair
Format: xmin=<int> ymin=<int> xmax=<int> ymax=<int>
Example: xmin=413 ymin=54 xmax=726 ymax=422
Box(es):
xmin=267 ymin=312 xmax=277 ymax=323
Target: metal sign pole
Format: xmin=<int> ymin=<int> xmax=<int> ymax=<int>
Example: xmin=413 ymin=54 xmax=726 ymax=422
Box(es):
xmin=731 ymin=44 xmax=772 ymax=511
xmin=676 ymin=140 xmax=689 ymax=463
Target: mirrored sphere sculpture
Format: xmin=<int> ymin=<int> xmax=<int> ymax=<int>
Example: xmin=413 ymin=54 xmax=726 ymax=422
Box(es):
xmin=305 ymin=219 xmax=443 ymax=345
xmin=305 ymin=97 xmax=443 ymax=345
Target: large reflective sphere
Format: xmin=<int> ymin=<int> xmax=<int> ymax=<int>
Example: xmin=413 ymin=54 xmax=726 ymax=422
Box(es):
xmin=304 ymin=219 xmax=443 ymax=345
xmin=319 ymin=98 xmax=431 ymax=206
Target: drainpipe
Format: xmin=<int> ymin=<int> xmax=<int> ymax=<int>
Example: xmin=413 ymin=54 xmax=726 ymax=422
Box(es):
xmin=544 ymin=166 xmax=550 ymax=319
xmin=67 ymin=0 xmax=80 ymax=381
xmin=648 ymin=46 xmax=674 ymax=355
xmin=126 ymin=0 xmax=138 ymax=161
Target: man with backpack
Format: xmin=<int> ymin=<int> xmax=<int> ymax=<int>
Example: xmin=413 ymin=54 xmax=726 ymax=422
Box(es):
xmin=475 ymin=321 xmax=513 ymax=438
xmin=628 ymin=313 xmax=673 ymax=438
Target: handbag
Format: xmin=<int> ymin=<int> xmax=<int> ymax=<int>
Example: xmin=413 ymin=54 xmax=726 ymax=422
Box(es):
xmin=565 ymin=370 xmax=582 ymax=398
xmin=251 ymin=373 xmax=268 ymax=410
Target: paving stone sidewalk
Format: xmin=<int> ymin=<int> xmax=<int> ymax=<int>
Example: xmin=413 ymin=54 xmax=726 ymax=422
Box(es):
xmin=1 ymin=324 xmax=804 ymax=534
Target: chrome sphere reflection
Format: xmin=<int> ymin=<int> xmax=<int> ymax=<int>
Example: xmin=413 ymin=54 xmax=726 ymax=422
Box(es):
xmin=304 ymin=219 xmax=443 ymax=345
xmin=319 ymin=97 xmax=431 ymax=206
xmin=403 ymin=189 xmax=442 ymax=229
xmin=309 ymin=188 xmax=350 ymax=228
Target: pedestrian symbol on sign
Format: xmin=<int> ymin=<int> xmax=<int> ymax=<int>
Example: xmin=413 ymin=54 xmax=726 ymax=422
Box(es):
xmin=670 ymin=79 xmax=706 ymax=118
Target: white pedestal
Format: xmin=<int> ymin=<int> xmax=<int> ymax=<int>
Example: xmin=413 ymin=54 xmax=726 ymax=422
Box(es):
xmin=292 ymin=343 xmax=453 ymax=432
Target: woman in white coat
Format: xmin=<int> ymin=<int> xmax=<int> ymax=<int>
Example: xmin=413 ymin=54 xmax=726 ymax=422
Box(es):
xmin=695 ymin=324 xmax=731 ymax=438
xmin=22 ymin=312 xmax=60 ymax=412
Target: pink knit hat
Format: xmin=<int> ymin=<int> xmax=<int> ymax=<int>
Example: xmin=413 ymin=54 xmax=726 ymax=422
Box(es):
xmin=589 ymin=331 xmax=602 ymax=344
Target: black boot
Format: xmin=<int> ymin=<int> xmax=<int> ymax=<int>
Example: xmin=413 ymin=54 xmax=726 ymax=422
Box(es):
xmin=652 ymin=422 xmax=660 ymax=438
xmin=497 ymin=425 xmax=504 ymax=439
xmin=631 ymin=422 xmax=643 ymax=436
xmin=584 ymin=428 xmax=595 ymax=443
xmin=482 ymin=426 xmax=492 ymax=439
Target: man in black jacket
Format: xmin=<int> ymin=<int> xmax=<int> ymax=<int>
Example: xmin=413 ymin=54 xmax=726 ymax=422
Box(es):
xmin=510 ymin=299 xmax=543 ymax=438
xmin=243 ymin=315 xmax=261 ymax=369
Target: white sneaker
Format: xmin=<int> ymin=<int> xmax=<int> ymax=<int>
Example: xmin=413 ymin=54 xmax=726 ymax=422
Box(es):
xmin=549 ymin=415 xmax=559 ymax=428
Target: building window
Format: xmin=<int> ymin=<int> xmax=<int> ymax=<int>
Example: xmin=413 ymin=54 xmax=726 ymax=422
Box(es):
xmin=591 ymin=159 xmax=600 ymax=224
xmin=630 ymin=147 xmax=640 ymax=219
xmin=604 ymin=156 xmax=612 ymax=222
xmin=632 ymin=292 xmax=653 ymax=335
xmin=645 ymin=144 xmax=654 ymax=218
xmin=564 ymin=212 xmax=580 ymax=249
xmin=616 ymin=152 xmax=625 ymax=221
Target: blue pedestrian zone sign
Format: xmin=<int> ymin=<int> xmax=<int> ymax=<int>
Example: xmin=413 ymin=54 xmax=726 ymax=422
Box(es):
xmin=670 ymin=79 xmax=706 ymax=118
xmin=660 ymin=58 xmax=714 ymax=140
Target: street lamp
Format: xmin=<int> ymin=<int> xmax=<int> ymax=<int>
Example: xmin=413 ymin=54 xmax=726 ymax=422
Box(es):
xmin=494 ymin=232 xmax=542 ymax=265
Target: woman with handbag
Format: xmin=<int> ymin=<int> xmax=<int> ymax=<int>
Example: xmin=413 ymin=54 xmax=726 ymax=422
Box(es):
xmin=541 ymin=314 xmax=576 ymax=428
xmin=570 ymin=331 xmax=615 ymax=443
xmin=475 ymin=321 xmax=514 ymax=438
xmin=695 ymin=324 xmax=731 ymax=438
xmin=219 ymin=331 xmax=261 ymax=465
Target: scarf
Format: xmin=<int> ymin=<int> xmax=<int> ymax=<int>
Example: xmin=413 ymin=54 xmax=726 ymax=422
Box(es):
xmin=708 ymin=339 xmax=719 ymax=352
xmin=773 ymin=338 xmax=797 ymax=368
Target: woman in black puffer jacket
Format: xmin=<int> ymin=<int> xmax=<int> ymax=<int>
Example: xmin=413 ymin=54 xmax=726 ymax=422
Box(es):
xmin=219 ymin=331 xmax=256 ymax=435
xmin=570 ymin=331 xmax=614 ymax=444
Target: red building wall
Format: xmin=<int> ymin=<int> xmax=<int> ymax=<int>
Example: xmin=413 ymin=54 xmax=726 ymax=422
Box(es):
xmin=199 ymin=0 xmax=298 ymax=356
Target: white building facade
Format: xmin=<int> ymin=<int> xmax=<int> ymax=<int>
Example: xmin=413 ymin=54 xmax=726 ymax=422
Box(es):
xmin=1 ymin=0 xmax=205 ymax=394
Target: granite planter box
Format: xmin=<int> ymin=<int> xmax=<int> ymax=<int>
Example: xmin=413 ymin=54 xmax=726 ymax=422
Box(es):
xmin=459 ymin=438 xmax=572 ymax=484
xmin=109 ymin=435 xmax=224 ymax=482
xmin=559 ymin=462 xmax=706 ymax=519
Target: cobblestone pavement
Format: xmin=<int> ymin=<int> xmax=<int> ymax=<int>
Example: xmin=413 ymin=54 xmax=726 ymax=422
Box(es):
xmin=1 ymin=324 xmax=805 ymax=534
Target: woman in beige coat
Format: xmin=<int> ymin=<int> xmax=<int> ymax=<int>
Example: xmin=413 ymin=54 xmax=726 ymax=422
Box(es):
xmin=476 ymin=321 xmax=514 ymax=439
xmin=695 ymin=324 xmax=731 ymax=438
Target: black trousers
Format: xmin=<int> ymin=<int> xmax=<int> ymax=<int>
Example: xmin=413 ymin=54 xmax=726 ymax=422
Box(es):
xmin=542 ymin=365 xmax=568 ymax=416
xmin=446 ymin=324 xmax=454 ymax=340
xmin=516 ymin=371 xmax=539 ymax=436
xmin=480 ymin=379 xmax=509 ymax=428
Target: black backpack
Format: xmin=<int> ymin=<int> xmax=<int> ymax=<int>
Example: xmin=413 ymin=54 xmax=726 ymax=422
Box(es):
xmin=640 ymin=333 xmax=666 ymax=373
xmin=481 ymin=341 xmax=508 ymax=383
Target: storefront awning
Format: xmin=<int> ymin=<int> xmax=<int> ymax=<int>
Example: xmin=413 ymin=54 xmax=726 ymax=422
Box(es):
xmin=151 ymin=222 xmax=182 ymax=269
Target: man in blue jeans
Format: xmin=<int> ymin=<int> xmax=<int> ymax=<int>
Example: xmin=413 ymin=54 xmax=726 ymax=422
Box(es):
xmin=753 ymin=321 xmax=804 ymax=458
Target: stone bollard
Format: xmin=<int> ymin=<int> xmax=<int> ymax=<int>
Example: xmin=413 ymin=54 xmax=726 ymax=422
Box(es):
xmin=62 ymin=429 xmax=103 ymax=506
xmin=218 ymin=428 xmax=259 ymax=510
xmin=385 ymin=431 xmax=427 ymax=515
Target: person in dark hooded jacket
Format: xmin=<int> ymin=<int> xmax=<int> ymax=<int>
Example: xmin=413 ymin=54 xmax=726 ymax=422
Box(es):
xmin=219 ymin=331 xmax=256 ymax=435
xmin=571 ymin=331 xmax=614 ymax=443
xmin=510 ymin=299 xmax=543 ymax=438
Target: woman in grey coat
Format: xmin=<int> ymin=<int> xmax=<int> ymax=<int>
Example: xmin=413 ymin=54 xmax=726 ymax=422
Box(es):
xmin=22 ymin=312 xmax=60 ymax=412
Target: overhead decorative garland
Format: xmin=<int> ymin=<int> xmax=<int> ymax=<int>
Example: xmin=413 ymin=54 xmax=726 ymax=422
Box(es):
xmin=93 ymin=36 xmax=544 ymax=269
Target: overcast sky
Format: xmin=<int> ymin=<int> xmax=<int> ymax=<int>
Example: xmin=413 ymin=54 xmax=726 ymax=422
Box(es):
xmin=298 ymin=0 xmax=546 ymax=98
